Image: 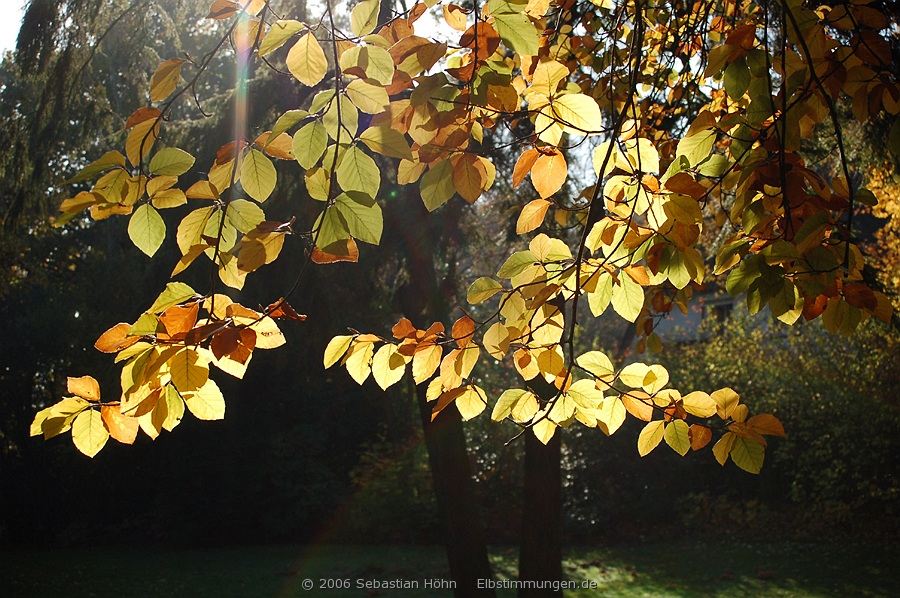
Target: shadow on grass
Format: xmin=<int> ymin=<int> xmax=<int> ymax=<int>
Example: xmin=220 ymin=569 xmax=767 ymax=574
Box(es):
xmin=1 ymin=542 xmax=897 ymax=597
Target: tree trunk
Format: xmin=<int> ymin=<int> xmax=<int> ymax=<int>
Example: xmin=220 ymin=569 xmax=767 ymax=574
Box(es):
xmin=517 ymin=431 xmax=563 ymax=597
xmin=416 ymin=385 xmax=495 ymax=596
xmin=390 ymin=190 xmax=495 ymax=596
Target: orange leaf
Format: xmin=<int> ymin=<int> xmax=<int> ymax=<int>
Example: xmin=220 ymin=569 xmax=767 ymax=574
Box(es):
xmin=621 ymin=392 xmax=654 ymax=421
xmin=101 ymin=404 xmax=139 ymax=444
xmin=515 ymin=198 xmax=551 ymax=234
xmin=392 ymin=317 xmax=418 ymax=340
xmin=159 ymin=303 xmax=200 ymax=337
xmin=451 ymin=315 xmax=476 ymax=348
xmin=451 ymin=153 xmax=488 ymax=202
xmin=67 ymin=376 xmax=101 ymax=402
xmin=530 ymin=150 xmax=567 ymax=199
xmin=311 ymin=238 xmax=360 ymax=264
xmin=513 ymin=148 xmax=540 ymax=188
xmin=94 ymin=323 xmax=138 ymax=353
xmin=747 ymin=413 xmax=786 ymax=437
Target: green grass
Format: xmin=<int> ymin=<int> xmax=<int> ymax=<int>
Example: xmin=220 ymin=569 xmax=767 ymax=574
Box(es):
xmin=1 ymin=542 xmax=897 ymax=597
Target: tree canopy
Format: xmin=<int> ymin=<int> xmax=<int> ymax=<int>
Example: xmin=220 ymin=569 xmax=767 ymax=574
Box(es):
xmin=30 ymin=0 xmax=898 ymax=477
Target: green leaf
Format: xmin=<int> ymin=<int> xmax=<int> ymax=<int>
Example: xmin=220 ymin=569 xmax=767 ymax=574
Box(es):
xmin=676 ymin=128 xmax=716 ymax=166
xmin=723 ymin=58 xmax=751 ymax=99
xmin=350 ymin=0 xmax=380 ymax=36
xmin=730 ymin=436 xmax=765 ymax=474
xmin=664 ymin=420 xmax=691 ymax=456
xmin=66 ymin=150 xmax=126 ymax=184
xmin=359 ymin=126 xmax=413 ymax=160
xmin=339 ymin=46 xmax=394 ymax=85
xmin=314 ymin=207 xmax=351 ymax=249
xmin=345 ymin=78 xmax=390 ymax=114
xmin=610 ymin=273 xmax=644 ymax=322
xmin=149 ymin=147 xmax=195 ymax=176
xmin=334 ymin=192 xmax=382 ymax=244
xmin=270 ymin=109 xmax=309 ymax=140
xmin=467 ymin=277 xmax=503 ymax=304
xmin=497 ymin=250 xmax=536 ymax=278
xmin=420 ymin=161 xmax=455 ymax=211
xmin=240 ymin=149 xmax=277 ymax=202
xmin=489 ymin=0 xmax=539 ymax=55
xmin=148 ymin=282 xmax=196 ymax=313
xmin=225 ymin=199 xmax=265 ymax=234
xmin=336 ymin=146 xmax=380 ymax=196
xmin=128 ymin=204 xmax=166 ymax=257
xmin=259 ymin=19 xmax=303 ymax=56
xmin=292 ymin=121 xmax=328 ymax=169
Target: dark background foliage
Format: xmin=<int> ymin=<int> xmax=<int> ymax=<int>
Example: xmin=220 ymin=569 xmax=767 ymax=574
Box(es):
xmin=1 ymin=0 xmax=898 ymax=551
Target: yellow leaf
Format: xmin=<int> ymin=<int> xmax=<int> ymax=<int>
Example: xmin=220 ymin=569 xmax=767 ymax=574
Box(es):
xmin=412 ymin=344 xmax=442 ymax=384
xmin=456 ymin=385 xmax=487 ymax=420
xmin=372 ymin=344 xmax=407 ymax=390
xmin=324 ymin=335 xmax=354 ymax=368
xmin=682 ymin=391 xmax=717 ymax=418
xmin=149 ymin=59 xmax=183 ymax=102
xmin=168 ymin=348 xmax=209 ymax=392
xmin=183 ymin=379 xmax=225 ymax=420
xmin=287 ymin=33 xmax=328 ymax=87
xmin=637 ymin=420 xmax=665 ymax=456
xmin=345 ymin=341 xmax=375 ymax=384
xmin=345 ymin=78 xmax=389 ymax=114
xmin=259 ymin=19 xmax=303 ymax=56
xmin=125 ymin=116 xmax=161 ymax=167
xmin=71 ymin=410 xmax=109 ymax=458
xmin=711 ymin=387 xmax=740 ymax=419
xmin=532 ymin=417 xmax=557 ymax=445
xmin=664 ymin=420 xmax=691 ymax=456
xmin=162 ymin=386 xmax=185 ymax=431
xmin=712 ymin=431 xmax=736 ymax=465
xmin=598 ymin=397 xmax=626 ymax=435
xmin=350 ymin=0 xmax=380 ymax=36
xmin=549 ymin=93 xmax=603 ymax=134
xmin=359 ymin=126 xmax=413 ymax=160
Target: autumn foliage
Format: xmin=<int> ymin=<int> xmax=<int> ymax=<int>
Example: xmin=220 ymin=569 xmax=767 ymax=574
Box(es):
xmin=32 ymin=0 xmax=897 ymax=476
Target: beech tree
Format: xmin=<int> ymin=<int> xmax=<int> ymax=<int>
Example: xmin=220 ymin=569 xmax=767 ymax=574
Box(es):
xmin=28 ymin=0 xmax=898 ymax=593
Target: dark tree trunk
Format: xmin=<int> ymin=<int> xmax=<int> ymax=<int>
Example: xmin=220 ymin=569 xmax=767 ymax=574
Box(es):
xmin=389 ymin=189 xmax=495 ymax=596
xmin=517 ymin=431 xmax=563 ymax=597
xmin=415 ymin=385 xmax=495 ymax=596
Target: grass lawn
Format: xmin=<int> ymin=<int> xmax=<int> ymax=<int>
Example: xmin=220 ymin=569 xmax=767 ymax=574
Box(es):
xmin=1 ymin=542 xmax=897 ymax=597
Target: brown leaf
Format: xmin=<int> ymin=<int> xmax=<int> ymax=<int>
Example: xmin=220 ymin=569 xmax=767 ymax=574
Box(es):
xmin=689 ymin=424 xmax=712 ymax=450
xmin=266 ymin=299 xmax=307 ymax=321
